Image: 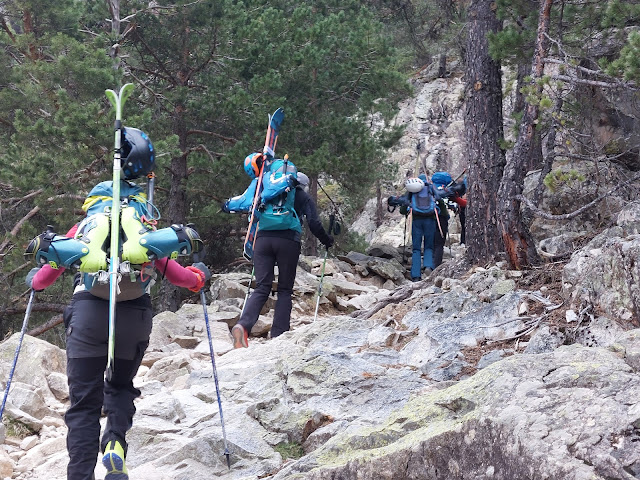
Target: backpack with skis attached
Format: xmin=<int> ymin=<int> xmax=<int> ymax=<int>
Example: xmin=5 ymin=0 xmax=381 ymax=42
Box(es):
xmin=431 ymin=170 xmax=467 ymax=205
xmin=221 ymin=107 xmax=288 ymax=260
xmin=25 ymin=129 xmax=203 ymax=300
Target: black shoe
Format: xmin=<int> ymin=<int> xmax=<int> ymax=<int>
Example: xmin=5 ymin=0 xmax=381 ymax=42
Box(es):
xmin=411 ymin=277 xmax=421 ymax=282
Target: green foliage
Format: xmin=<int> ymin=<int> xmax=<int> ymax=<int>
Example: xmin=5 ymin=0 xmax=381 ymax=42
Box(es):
xmin=274 ymin=441 xmax=305 ymax=460
xmin=498 ymin=137 xmax=515 ymax=150
xmin=605 ymin=31 xmax=640 ymax=82
xmin=1 ymin=417 xmax=37 ymax=439
xmin=543 ymin=169 xmax=586 ymax=193
xmin=338 ymin=230 xmax=370 ymax=255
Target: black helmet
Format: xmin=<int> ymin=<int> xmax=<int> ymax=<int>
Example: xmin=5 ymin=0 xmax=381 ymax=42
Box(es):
xmin=121 ymin=127 xmax=155 ymax=180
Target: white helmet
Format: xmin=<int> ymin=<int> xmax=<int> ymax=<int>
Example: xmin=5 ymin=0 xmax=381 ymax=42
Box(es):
xmin=297 ymin=172 xmax=310 ymax=192
xmin=405 ymin=177 xmax=425 ymax=193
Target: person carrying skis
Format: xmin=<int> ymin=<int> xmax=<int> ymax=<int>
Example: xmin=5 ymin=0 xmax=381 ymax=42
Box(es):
xmin=224 ymin=163 xmax=333 ymax=348
xmin=431 ymin=171 xmax=467 ymax=267
xmin=24 ymin=128 xmax=209 ymax=480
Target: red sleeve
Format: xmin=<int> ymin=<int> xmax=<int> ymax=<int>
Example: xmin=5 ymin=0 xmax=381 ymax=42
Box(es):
xmin=155 ymin=258 xmax=200 ymax=289
xmin=31 ymin=224 xmax=79 ymax=290
xmin=32 ymin=264 xmax=66 ymax=291
xmin=454 ymin=196 xmax=468 ymax=208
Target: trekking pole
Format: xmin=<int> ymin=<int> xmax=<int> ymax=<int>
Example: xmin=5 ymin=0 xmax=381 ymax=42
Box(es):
xmin=402 ymin=215 xmax=407 ymax=265
xmin=313 ymin=214 xmax=335 ymax=322
xmin=448 ymin=167 xmax=467 ymax=187
xmin=199 ymin=289 xmax=231 ymax=469
xmin=0 ymin=290 xmax=35 ymax=420
xmin=313 ymin=248 xmax=328 ymax=323
xmin=105 ymin=83 xmax=135 ymax=382
xmin=317 ymin=180 xmax=344 ymax=231
xmin=240 ymin=266 xmax=255 ymax=317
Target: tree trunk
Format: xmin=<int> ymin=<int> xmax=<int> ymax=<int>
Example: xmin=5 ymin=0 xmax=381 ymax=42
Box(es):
xmin=438 ymin=53 xmax=447 ymax=78
xmin=497 ymin=0 xmax=553 ymax=269
xmin=533 ymin=97 xmax=563 ymax=206
xmin=375 ymin=180 xmax=384 ymax=227
xmin=305 ymin=177 xmax=319 ymax=257
xmin=106 ymin=0 xmax=121 ymax=70
xmin=463 ymin=0 xmax=505 ymax=265
xmin=159 ymin=107 xmax=189 ymax=312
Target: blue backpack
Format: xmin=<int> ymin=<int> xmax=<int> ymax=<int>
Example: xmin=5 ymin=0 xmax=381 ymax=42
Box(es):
xmin=431 ymin=171 xmax=452 ymax=188
xmin=410 ymin=185 xmax=438 ymax=216
xmin=409 ymin=174 xmax=438 ymax=216
xmin=258 ymin=159 xmax=301 ymax=233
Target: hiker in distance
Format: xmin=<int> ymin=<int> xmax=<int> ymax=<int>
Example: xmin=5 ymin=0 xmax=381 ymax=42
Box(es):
xmin=388 ymin=173 xmax=466 ymax=280
xmin=222 ymin=153 xmax=334 ymax=348
xmin=431 ymin=171 xmax=467 ymax=267
xmin=388 ymin=173 xmax=441 ymax=281
xmin=24 ymin=128 xmax=209 ymax=480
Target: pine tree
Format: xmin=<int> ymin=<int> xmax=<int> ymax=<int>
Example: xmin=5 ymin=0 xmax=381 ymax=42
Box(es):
xmin=0 ymin=0 xmax=119 ymax=339
xmin=463 ymin=0 xmax=506 ymax=265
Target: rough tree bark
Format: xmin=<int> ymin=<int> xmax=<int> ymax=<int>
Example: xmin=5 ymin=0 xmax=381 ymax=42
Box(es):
xmin=158 ymin=109 xmax=189 ymax=313
xmin=463 ymin=0 xmax=506 ymax=265
xmin=496 ymin=0 xmax=553 ymax=269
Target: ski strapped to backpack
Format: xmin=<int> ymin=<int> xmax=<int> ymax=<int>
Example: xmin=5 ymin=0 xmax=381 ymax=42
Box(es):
xmin=220 ymin=108 xmax=285 ymax=260
xmin=104 ymin=83 xmax=134 ymax=381
xmin=243 ymin=107 xmax=285 ymax=259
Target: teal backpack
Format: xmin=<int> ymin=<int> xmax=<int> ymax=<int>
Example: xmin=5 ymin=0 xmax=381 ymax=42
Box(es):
xmin=258 ymin=158 xmax=302 ymax=233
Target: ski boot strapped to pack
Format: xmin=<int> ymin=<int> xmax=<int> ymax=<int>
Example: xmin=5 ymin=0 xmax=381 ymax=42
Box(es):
xmin=25 ymin=220 xmax=203 ymax=271
xmin=120 ymin=205 xmax=156 ymax=264
xmin=139 ymin=223 xmax=203 ymax=260
xmin=24 ymin=226 xmax=95 ymax=270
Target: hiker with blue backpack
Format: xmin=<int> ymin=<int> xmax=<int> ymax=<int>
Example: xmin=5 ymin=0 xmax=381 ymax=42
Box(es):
xmin=222 ymin=154 xmax=334 ymax=347
xmin=388 ymin=172 xmax=466 ymax=280
xmin=24 ymin=128 xmax=209 ymax=480
xmin=431 ymin=171 xmax=467 ymax=267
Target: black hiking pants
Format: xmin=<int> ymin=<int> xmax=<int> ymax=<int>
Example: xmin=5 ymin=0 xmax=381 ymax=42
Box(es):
xmin=63 ymin=292 xmax=152 ymax=480
xmin=238 ymin=235 xmax=301 ymax=338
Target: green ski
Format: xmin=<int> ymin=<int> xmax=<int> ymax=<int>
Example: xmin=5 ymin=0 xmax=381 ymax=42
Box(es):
xmin=104 ymin=83 xmax=135 ymax=382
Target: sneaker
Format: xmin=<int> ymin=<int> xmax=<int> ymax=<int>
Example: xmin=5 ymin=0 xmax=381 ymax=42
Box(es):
xmin=231 ymin=324 xmax=249 ymax=348
xmin=411 ymin=277 xmax=421 ymax=282
xmin=423 ymin=267 xmax=433 ymax=274
xmin=102 ymin=440 xmax=128 ymax=480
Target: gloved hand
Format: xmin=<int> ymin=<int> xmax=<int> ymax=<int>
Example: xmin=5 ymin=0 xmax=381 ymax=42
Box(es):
xmin=25 ymin=267 xmax=42 ymax=291
xmin=450 ymin=182 xmax=466 ymax=197
xmin=387 ymin=196 xmax=399 ymax=207
xmin=185 ymin=263 xmax=210 ymax=292
xmin=192 ymin=262 xmax=211 ymax=281
xmin=323 ymin=235 xmax=334 ymax=249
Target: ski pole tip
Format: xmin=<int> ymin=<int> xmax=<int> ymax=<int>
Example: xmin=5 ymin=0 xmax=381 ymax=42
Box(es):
xmin=225 ymin=452 xmax=231 ymax=469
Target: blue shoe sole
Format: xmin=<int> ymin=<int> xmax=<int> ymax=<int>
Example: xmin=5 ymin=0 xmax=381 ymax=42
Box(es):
xmin=103 ymin=453 xmax=128 ymax=480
